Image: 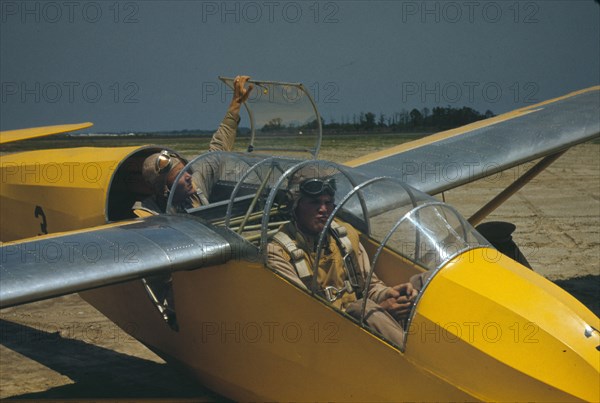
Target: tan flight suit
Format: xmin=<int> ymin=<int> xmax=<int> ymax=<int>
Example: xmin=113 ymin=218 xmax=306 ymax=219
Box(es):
xmin=267 ymin=221 xmax=407 ymax=346
xmin=132 ymin=110 xmax=240 ymax=217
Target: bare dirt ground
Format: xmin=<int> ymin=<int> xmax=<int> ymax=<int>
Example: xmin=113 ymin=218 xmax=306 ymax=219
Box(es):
xmin=0 ymin=143 xmax=598 ymax=401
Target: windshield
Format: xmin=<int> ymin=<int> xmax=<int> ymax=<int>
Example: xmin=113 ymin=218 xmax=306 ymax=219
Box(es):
xmin=220 ymin=77 xmax=322 ymax=159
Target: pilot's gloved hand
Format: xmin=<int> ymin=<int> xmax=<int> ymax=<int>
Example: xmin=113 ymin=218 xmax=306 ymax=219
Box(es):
xmin=379 ymin=283 xmax=418 ymax=320
xmin=228 ymin=75 xmax=254 ymax=115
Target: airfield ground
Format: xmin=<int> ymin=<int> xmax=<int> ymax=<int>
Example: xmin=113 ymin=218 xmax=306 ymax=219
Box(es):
xmin=0 ymin=141 xmax=598 ymax=400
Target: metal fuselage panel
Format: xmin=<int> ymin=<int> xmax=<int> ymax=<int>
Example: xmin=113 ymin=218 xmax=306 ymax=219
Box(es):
xmin=0 ymin=146 xmax=140 ymax=242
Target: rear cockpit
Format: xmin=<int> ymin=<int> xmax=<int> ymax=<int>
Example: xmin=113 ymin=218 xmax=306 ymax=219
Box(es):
xmin=105 ymin=146 xmax=173 ymax=222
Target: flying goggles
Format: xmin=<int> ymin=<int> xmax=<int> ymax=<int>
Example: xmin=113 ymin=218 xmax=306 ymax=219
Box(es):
xmin=155 ymin=150 xmax=183 ymax=175
xmin=299 ymin=178 xmax=337 ymax=196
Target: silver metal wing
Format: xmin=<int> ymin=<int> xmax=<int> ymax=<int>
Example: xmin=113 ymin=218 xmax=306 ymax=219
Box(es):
xmin=0 ymin=215 xmax=254 ymax=308
xmin=346 ymin=87 xmax=600 ymax=195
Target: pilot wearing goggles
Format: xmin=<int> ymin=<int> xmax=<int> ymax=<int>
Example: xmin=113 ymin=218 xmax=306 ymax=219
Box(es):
xmin=267 ymin=168 xmax=420 ymax=347
xmin=130 ymin=77 xmax=253 ymax=328
xmin=133 ymin=75 xmax=253 ymax=216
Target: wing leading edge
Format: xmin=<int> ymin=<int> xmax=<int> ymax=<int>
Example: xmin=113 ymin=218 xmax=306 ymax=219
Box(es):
xmin=0 ymin=215 xmax=254 ymax=308
xmin=347 ymin=86 xmax=600 ymax=195
xmin=0 ymin=122 xmax=93 ymax=144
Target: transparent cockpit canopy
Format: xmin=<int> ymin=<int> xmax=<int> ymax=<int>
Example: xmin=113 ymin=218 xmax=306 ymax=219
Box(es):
xmin=309 ymin=176 xmax=489 ymax=276
xmin=220 ymin=156 xmax=301 ymax=242
xmin=220 ymin=77 xmax=322 ymax=159
xmin=306 ymin=174 xmax=489 ymax=341
xmin=379 ymin=202 xmax=489 ymax=270
xmin=166 ymin=151 xmax=276 ymax=217
xmin=168 ymin=154 xmax=489 ymax=272
xmin=167 ymin=153 xmax=321 ymax=247
xmin=255 ymin=159 xmax=489 ymax=268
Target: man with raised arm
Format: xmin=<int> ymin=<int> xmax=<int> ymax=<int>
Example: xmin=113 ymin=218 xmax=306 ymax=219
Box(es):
xmin=133 ymin=75 xmax=253 ymax=216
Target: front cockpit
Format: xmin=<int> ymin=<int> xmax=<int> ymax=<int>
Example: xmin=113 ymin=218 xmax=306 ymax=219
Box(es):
xmin=169 ymin=154 xmax=489 ymax=266
xmin=168 ymin=154 xmax=491 ymax=347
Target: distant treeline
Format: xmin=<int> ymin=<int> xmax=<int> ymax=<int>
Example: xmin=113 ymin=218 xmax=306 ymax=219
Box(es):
xmin=322 ymin=106 xmax=495 ymax=134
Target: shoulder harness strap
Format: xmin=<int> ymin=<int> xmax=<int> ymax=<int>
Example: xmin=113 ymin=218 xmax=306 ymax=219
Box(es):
xmin=273 ymin=224 xmax=365 ymax=302
xmin=272 ymin=231 xmax=312 ymax=284
xmin=195 ymin=190 xmax=210 ymax=206
xmin=330 ymin=221 xmax=364 ymax=299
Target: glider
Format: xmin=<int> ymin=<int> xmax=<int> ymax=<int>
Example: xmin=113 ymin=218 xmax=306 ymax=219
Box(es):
xmin=0 ymin=80 xmax=598 ymax=401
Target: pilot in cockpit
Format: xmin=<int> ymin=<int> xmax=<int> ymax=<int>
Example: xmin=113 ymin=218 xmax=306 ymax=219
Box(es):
xmin=130 ymin=76 xmax=252 ymax=329
xmin=267 ymin=168 xmax=423 ymax=346
xmin=132 ymin=75 xmax=253 ymax=216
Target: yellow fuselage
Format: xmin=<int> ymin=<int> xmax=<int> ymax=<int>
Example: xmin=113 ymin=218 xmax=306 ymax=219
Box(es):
xmin=1 ymin=147 xmax=598 ymax=401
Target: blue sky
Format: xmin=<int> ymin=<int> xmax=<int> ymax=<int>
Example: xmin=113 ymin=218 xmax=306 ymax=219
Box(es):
xmin=1 ymin=0 xmax=599 ymax=132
